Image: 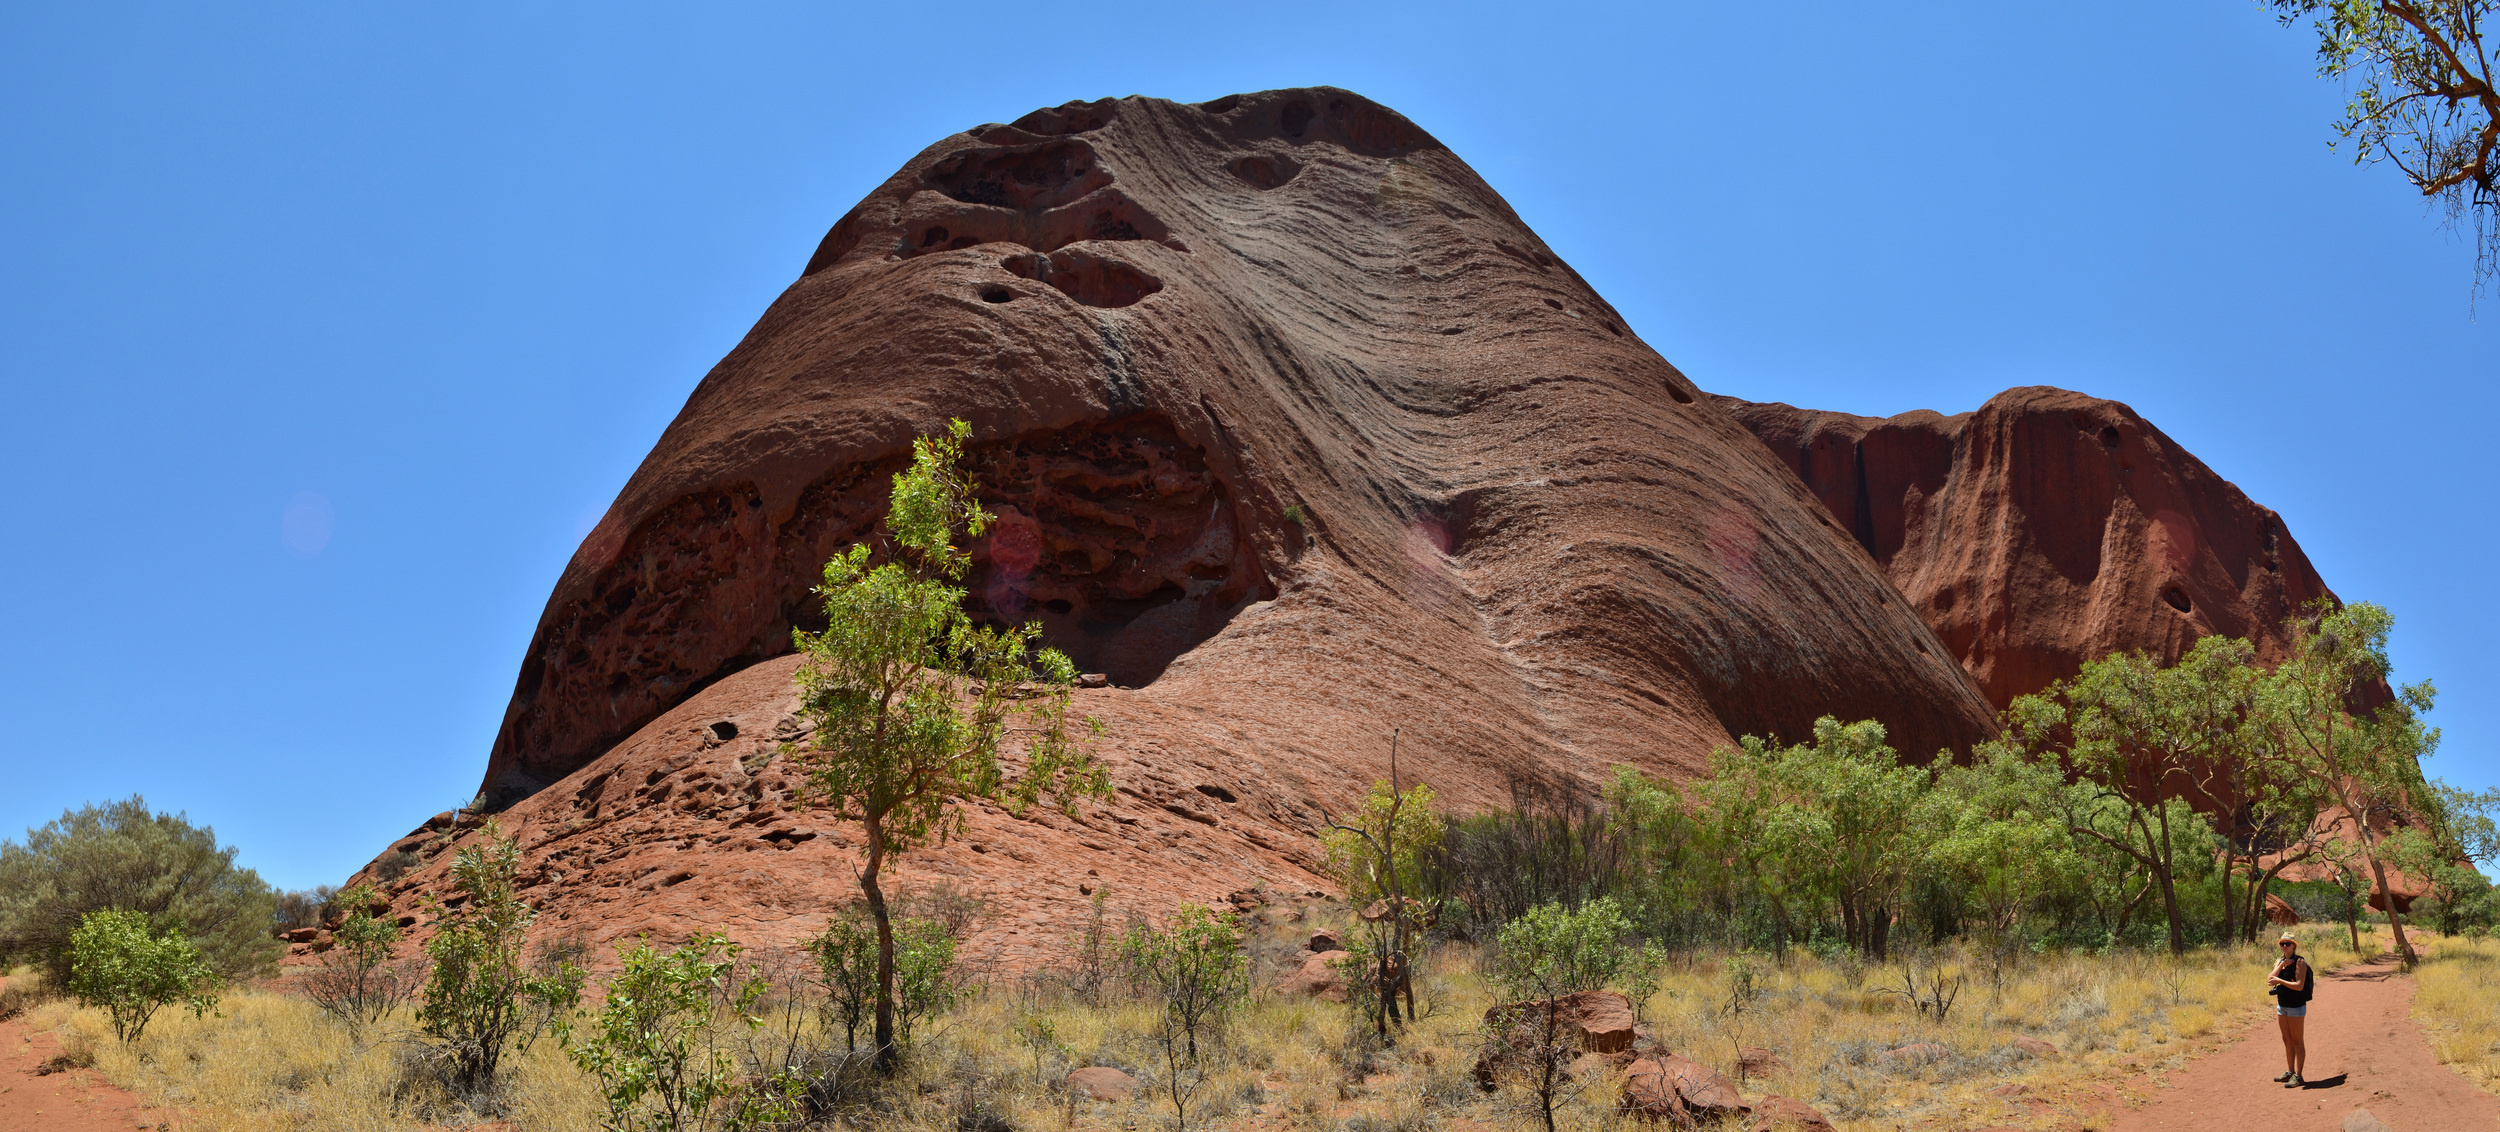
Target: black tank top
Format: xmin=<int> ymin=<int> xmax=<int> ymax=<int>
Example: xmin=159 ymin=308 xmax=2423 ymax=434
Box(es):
xmin=2272 ymin=955 xmax=2312 ymax=1007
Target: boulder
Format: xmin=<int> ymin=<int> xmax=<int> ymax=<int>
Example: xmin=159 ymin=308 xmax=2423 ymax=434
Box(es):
xmin=1307 ymin=929 xmax=1342 ymax=953
xmin=1622 ymin=1055 xmax=1748 ymax=1123
xmin=1275 ymin=950 xmax=1351 ymax=1002
xmin=1483 ymin=990 xmax=1636 ymax=1054
xmin=2266 ymin=892 xmax=2301 ymax=925
xmin=1063 ymin=1066 xmax=1135 ymax=1102
xmin=2009 ymin=1036 xmax=2058 ymax=1058
xmin=1737 ymin=1047 xmax=1785 ymax=1077
xmin=1747 ymin=1095 xmax=1836 ymax=1132
xmin=1879 ymin=1042 xmax=1950 ymax=1067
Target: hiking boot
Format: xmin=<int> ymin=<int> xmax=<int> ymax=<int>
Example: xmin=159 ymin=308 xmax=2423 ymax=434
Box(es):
xmin=2284 ymin=1074 xmax=2304 ymax=1088
xmin=2273 ymin=1071 xmax=2295 ymax=1082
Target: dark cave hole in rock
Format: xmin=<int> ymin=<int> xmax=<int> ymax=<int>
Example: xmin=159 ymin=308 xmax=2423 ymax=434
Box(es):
xmin=979 ymin=284 xmax=1013 ymax=303
xmin=1281 ymin=100 xmax=1316 ymax=138
xmin=1011 ymin=100 xmax=1115 ymax=136
xmin=1229 ymin=155 xmax=1300 ymax=190
xmin=1196 ymin=784 xmax=1238 ymax=803
xmin=2101 ymin=426 xmax=2123 ymax=449
xmin=1934 ymin=586 xmax=1956 ymax=612
xmin=1603 ymin=320 xmax=1622 ymax=336
xmin=1665 ymin=382 xmax=1696 ymax=405
xmin=921 ymin=226 xmax=950 ymax=248
xmin=961 ymin=414 xmax=1271 ymax=687
xmin=1199 ymin=94 xmax=1242 ymax=114
xmin=1002 ymin=249 xmax=1163 ymax=308
xmin=924 ymin=139 xmax=1113 ymax=211
xmin=1542 ymin=298 xmax=1563 ymax=310
xmin=2163 ymin=587 xmax=2194 ymax=613
xmin=708 ymin=721 xmax=738 ymax=741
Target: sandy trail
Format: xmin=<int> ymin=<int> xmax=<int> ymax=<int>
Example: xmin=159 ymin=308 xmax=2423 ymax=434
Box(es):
xmin=0 ymin=977 xmax=167 ymax=1131
xmin=2111 ymin=947 xmax=2500 ymax=1132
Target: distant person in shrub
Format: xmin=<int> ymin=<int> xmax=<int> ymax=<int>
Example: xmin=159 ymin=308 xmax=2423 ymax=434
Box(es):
xmin=2267 ymin=931 xmax=2313 ymax=1087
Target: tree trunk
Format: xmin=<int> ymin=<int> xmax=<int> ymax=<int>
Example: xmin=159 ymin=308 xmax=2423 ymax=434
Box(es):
xmin=2361 ymin=847 xmax=2417 ymax=965
xmin=2219 ymin=849 xmax=2237 ymax=947
xmin=861 ymin=812 xmax=899 ymax=1074
xmin=2152 ymin=808 xmax=2185 ymax=956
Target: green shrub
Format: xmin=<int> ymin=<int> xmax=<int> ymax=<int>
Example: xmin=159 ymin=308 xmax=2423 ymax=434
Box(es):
xmin=1489 ymin=897 xmax=1634 ymax=1000
xmin=307 ymin=882 xmax=411 ymax=1032
xmin=416 ymin=822 xmax=584 ymax=1099
xmin=565 ymin=932 xmax=799 ymax=1132
xmin=67 ymin=909 xmax=217 ymax=1042
xmin=802 ymin=907 xmax=961 ymax=1051
xmin=0 ymin=796 xmax=279 ymax=987
xmin=1122 ymin=905 xmax=1248 ymax=1132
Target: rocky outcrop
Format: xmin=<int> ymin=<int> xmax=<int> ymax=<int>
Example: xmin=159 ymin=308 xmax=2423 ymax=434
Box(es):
xmin=360 ymin=88 xmax=2357 ymax=969
xmin=1719 ymin=388 xmax=2338 ymax=707
xmin=474 ymin=90 xmax=1999 ymax=819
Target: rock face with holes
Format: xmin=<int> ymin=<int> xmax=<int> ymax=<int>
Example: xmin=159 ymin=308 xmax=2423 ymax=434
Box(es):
xmin=353 ymin=88 xmax=2329 ymax=972
xmin=1718 ymin=387 xmax=2340 ymax=708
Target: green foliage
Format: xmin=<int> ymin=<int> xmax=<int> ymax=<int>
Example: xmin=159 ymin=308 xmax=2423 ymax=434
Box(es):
xmin=1927 ymin=744 xmax=2084 ymax=980
xmin=802 ymin=907 xmax=961 ymax=1051
xmin=1712 ymin=718 xmax=1932 ymax=958
xmin=1121 ymin=904 xmax=1248 ymax=1061
xmin=1320 ymin=781 xmax=1443 ymax=908
xmin=2270 ymin=1 xmax=2500 ymax=287
xmin=1122 ymin=904 xmax=1247 ymax=1132
xmin=0 ymin=796 xmax=279 ymax=987
xmin=788 ymin=419 xmax=1110 ymax=1066
xmin=1489 ymin=896 xmax=1634 ymax=1000
xmin=416 ymin=822 xmax=585 ymax=1096
xmin=564 ymin=933 xmax=800 ymax=1132
xmin=67 ymin=909 xmax=217 ymax=1043
xmin=307 ymin=881 xmax=411 ymax=1032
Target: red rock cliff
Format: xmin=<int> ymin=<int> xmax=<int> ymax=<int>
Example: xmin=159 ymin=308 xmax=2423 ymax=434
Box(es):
xmin=477 ymin=87 xmax=2001 ymax=812
xmin=1718 ymin=388 xmax=2339 ymax=706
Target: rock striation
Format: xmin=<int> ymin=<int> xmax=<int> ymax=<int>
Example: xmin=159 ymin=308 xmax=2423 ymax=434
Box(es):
xmin=1719 ymin=388 xmax=2339 ymax=707
xmin=335 ymin=89 xmax=2348 ymax=968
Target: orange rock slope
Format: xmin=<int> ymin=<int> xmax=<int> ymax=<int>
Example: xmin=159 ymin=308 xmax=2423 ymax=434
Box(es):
xmin=333 ymin=89 xmax=2339 ymax=966
xmin=1719 ymin=388 xmax=2339 ymax=707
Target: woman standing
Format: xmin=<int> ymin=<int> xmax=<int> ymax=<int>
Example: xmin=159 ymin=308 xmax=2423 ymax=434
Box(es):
xmin=2267 ymin=931 xmax=2314 ymax=1087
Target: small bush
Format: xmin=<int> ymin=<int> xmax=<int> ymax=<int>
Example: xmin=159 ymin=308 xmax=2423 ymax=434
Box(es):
xmin=416 ymin=822 xmax=584 ymax=1101
xmin=375 ymin=849 xmax=423 ymax=883
xmin=804 ymin=905 xmax=963 ymax=1053
xmin=565 ymin=932 xmax=801 ymax=1132
xmin=274 ymin=884 xmax=340 ymax=932
xmin=0 ymin=796 xmax=280 ymax=987
xmin=68 ymin=909 xmax=217 ymax=1042
xmin=307 ymin=882 xmax=414 ymax=1033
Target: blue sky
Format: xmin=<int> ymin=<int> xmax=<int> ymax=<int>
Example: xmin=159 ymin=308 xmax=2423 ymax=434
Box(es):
xmin=2 ymin=1 xmax=2490 ymax=891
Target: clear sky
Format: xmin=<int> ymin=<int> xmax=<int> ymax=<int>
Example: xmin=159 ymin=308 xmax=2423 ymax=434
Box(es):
xmin=2 ymin=1 xmax=2490 ymax=891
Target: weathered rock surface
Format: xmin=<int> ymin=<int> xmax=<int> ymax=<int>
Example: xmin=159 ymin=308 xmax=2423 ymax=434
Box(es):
xmin=1064 ymin=1066 xmax=1136 ymax=1102
xmin=343 ymin=88 xmax=2353 ymax=971
xmin=1622 ymin=1054 xmax=1749 ymax=1123
xmin=1276 ymin=949 xmax=1352 ymax=1002
xmin=1747 ymin=1096 xmax=1837 ymax=1132
xmin=478 ymin=85 xmax=1999 ymax=813
xmin=1720 ymin=389 xmax=2339 ymax=710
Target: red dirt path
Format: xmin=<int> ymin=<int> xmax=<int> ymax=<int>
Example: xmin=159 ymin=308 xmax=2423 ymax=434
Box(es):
xmin=2111 ymin=947 xmax=2500 ymax=1132
xmin=0 ymin=978 xmax=168 ymax=1132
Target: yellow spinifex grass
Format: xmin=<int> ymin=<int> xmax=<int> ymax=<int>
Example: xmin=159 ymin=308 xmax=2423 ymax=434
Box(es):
xmin=13 ymin=923 xmax=2325 ymax=1132
xmin=2411 ymin=931 xmax=2500 ymax=1093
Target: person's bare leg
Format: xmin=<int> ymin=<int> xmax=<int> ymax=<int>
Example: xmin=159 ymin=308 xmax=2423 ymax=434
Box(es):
xmin=2278 ymin=1014 xmax=2298 ymax=1075
xmin=2286 ymin=1015 xmax=2306 ymax=1078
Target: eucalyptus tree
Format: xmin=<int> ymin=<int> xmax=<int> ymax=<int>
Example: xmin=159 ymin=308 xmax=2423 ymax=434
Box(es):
xmin=2271 ymin=1 xmax=2500 ymax=288
xmin=787 ymin=419 xmax=1110 ymax=1071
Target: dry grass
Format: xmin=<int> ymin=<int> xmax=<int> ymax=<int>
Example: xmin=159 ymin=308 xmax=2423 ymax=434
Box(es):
xmin=2412 ymin=930 xmax=2500 ymax=1094
xmin=14 ymin=919 xmax=2332 ymax=1132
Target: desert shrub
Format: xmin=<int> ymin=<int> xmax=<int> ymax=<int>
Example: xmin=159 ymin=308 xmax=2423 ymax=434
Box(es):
xmin=306 ymin=882 xmax=414 ymax=1032
xmin=0 ymin=796 xmax=279 ymax=986
xmin=416 ymin=822 xmax=584 ymax=1101
xmin=68 ymin=909 xmax=217 ymax=1042
xmin=1487 ymin=897 xmax=1634 ymax=998
xmin=565 ymin=932 xmax=802 ymax=1132
xmin=274 ymin=884 xmax=339 ymax=932
xmin=1124 ymin=904 xmax=1250 ymax=1131
xmin=375 ymin=849 xmax=423 ymax=883
xmin=1425 ymin=785 xmax=1626 ymax=939
xmin=803 ymin=906 xmax=962 ymax=1052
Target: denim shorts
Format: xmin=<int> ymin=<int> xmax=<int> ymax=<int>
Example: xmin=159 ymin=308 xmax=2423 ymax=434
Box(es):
xmin=2277 ymin=1004 xmax=2307 ymax=1017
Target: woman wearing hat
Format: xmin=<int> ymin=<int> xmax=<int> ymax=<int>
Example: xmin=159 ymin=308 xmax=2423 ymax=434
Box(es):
xmin=2267 ymin=931 xmax=2313 ymax=1087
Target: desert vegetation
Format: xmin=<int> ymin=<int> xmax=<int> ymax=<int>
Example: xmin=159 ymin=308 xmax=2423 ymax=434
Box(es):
xmin=4 ymin=422 xmax=2495 ymax=1130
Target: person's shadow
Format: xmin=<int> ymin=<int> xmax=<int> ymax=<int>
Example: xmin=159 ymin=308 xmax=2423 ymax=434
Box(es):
xmin=2297 ymin=1072 xmax=2349 ymax=1089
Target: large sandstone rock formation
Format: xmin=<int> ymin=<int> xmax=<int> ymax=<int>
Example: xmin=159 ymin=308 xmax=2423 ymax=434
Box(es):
xmin=1719 ymin=389 xmax=2339 ymax=706
xmin=334 ymin=89 xmax=2343 ymax=966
